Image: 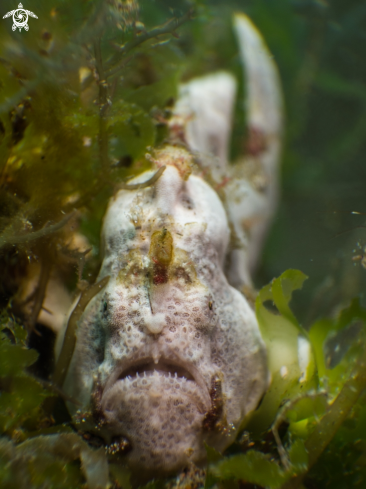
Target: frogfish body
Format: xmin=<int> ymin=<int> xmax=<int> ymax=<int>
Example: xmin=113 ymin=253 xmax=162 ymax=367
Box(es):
xmin=63 ymin=14 xmax=282 ymax=475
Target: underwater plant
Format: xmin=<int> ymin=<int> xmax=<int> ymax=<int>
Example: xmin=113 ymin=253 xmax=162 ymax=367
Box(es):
xmin=2 ymin=1 xmax=366 ymax=488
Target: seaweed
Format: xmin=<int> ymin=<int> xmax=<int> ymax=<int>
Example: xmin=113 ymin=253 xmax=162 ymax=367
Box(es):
xmin=0 ymin=312 xmax=54 ymax=437
xmin=205 ymin=271 xmax=366 ymax=489
xmin=52 ymin=275 xmax=110 ymax=388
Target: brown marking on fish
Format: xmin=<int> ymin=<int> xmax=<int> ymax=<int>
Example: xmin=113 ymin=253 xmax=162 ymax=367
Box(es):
xmin=202 ymin=375 xmax=223 ymax=431
xmin=149 ymin=228 xmax=173 ymax=285
xmin=245 ymin=126 xmax=268 ymax=156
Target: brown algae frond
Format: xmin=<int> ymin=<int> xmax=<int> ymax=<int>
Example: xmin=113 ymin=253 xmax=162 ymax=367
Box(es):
xmin=53 ymin=275 xmax=110 ymax=388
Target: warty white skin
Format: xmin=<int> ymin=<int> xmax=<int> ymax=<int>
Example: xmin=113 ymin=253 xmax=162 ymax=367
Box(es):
xmin=64 ymin=161 xmax=268 ymax=473
xmin=62 ymin=12 xmax=283 ymax=477
xmin=171 ymin=15 xmax=283 ymax=288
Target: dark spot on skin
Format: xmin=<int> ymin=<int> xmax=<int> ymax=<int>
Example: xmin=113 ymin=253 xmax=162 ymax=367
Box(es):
xmin=174 ymin=267 xmax=191 ymax=283
xmin=209 ymin=301 xmax=213 ymax=311
xmin=181 ymin=194 xmax=194 ymax=210
xmin=202 ymin=375 xmax=223 ymax=431
xmin=108 ymin=235 xmax=117 ymax=251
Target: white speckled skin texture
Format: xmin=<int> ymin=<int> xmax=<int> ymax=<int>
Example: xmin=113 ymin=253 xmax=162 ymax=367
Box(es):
xmin=63 ymin=13 xmax=283 ymax=476
xmin=65 ymin=148 xmax=268 ymax=473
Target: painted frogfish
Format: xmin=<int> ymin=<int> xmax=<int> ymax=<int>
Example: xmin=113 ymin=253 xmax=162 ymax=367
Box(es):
xmin=62 ymin=14 xmax=283 ymax=476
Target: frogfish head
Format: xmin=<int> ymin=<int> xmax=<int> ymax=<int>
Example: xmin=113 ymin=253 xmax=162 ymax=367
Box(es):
xmin=64 ymin=146 xmax=268 ymax=475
